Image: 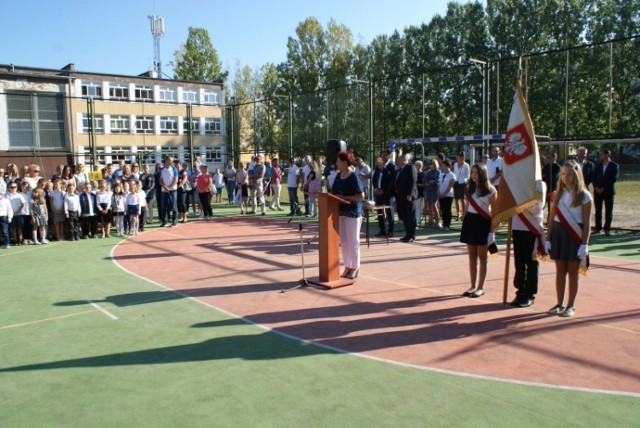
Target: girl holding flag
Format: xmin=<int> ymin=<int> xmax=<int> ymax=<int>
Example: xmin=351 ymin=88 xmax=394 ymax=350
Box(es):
xmin=545 ymin=160 xmax=592 ymax=317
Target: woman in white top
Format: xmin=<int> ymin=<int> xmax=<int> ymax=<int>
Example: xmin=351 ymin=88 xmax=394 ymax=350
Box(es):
xmin=125 ymin=181 xmax=142 ymax=235
xmin=459 ymin=164 xmax=497 ymax=298
xmin=73 ymin=164 xmax=89 ymax=189
xmin=235 ymin=162 xmax=249 ymax=213
xmin=453 ymin=152 xmax=470 ymax=220
xmin=545 ymin=161 xmax=592 ymax=317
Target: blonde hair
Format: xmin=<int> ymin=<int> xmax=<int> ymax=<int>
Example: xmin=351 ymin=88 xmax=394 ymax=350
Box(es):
xmin=553 ymin=160 xmax=586 ymax=208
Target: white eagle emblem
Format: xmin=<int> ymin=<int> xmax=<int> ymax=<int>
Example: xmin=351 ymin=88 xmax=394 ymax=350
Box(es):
xmin=505 ymin=132 xmax=528 ymax=157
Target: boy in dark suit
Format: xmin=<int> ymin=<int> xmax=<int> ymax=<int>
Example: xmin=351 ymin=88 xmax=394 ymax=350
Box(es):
xmin=395 ymin=153 xmax=418 ymax=242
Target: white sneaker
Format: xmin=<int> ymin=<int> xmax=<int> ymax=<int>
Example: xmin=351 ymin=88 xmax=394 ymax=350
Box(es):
xmin=33 ymin=241 xmax=41 ymax=245
xmin=42 ymin=239 xmax=49 ymax=244
xmin=548 ymin=305 xmax=565 ymax=315
xmin=560 ymin=307 xmax=575 ymax=317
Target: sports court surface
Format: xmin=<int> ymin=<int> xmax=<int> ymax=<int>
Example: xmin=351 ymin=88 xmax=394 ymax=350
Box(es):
xmin=1 ymin=210 xmax=639 ymax=426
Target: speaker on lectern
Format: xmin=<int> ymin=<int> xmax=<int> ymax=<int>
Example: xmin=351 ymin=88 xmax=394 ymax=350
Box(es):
xmin=325 ymin=139 xmax=347 ymax=174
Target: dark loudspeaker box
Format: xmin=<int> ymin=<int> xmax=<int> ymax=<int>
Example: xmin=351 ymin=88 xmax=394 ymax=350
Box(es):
xmin=325 ymin=139 xmax=347 ymax=174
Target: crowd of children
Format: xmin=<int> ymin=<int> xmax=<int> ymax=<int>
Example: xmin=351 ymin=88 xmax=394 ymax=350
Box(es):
xmin=1 ymin=163 xmax=149 ymax=249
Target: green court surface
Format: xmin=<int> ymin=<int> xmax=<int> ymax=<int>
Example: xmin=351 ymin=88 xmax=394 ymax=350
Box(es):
xmin=0 ymin=207 xmax=638 ymax=427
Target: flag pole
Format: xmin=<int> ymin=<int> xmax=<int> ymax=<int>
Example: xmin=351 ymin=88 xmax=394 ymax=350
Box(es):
xmin=502 ymin=219 xmax=512 ymax=304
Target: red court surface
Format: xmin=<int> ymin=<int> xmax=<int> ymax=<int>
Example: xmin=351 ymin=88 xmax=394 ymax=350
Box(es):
xmin=113 ymin=216 xmax=640 ymax=396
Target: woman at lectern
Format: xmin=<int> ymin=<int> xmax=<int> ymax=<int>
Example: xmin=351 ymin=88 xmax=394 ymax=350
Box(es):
xmin=331 ymin=151 xmax=366 ymax=280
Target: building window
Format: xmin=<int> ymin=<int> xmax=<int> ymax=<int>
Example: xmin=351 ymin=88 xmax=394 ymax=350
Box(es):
xmin=158 ymin=86 xmax=177 ymax=103
xmin=183 ymin=117 xmax=200 ymax=133
xmin=83 ymin=147 xmax=107 ymax=164
xmin=81 ymin=114 xmax=104 ymax=133
xmin=182 ymin=89 xmax=198 ymax=103
xmin=135 ymin=115 xmax=155 ymax=134
xmin=81 ymin=81 xmax=103 ymax=98
xmin=204 ymin=118 xmax=221 ymax=135
xmin=110 ymin=115 xmax=130 ymax=134
xmin=6 ymin=91 xmax=66 ymax=150
xmin=203 ymin=90 xmax=219 ymax=105
xmin=110 ymin=146 xmax=129 ymax=162
xmin=202 ymin=147 xmax=222 ymax=163
xmin=160 ymin=116 xmax=178 ymax=134
xmin=134 ymin=85 xmax=154 ymax=101
xmin=109 ymin=84 xmax=129 ymax=100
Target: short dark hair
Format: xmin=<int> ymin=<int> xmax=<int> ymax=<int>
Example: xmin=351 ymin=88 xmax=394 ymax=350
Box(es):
xmin=337 ymin=151 xmax=355 ymax=166
xmin=601 ymin=148 xmax=611 ymax=156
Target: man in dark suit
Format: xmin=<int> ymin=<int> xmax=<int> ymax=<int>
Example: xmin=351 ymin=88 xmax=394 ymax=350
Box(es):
xmin=373 ymin=150 xmax=396 ymax=237
xmin=395 ymin=153 xmax=418 ymax=242
xmin=576 ymin=147 xmax=594 ymax=190
xmin=593 ymin=148 xmax=619 ymax=234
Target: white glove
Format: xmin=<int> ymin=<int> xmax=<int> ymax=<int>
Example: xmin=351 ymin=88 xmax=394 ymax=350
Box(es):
xmin=578 ymin=245 xmax=589 ymax=258
xmin=544 ymin=240 xmax=552 ymax=254
xmin=487 ymin=232 xmax=495 ymax=245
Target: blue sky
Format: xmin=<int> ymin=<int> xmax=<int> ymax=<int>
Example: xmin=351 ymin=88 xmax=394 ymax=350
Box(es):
xmin=1 ymin=0 xmax=469 ymax=77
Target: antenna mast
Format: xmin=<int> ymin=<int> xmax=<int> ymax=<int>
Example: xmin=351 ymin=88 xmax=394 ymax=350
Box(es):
xmin=148 ymin=15 xmax=165 ymax=77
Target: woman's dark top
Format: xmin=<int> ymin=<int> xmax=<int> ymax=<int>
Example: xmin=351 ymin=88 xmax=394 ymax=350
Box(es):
xmin=330 ymin=171 xmax=365 ymax=218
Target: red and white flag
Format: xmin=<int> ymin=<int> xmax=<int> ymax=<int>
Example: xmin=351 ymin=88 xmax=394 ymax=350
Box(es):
xmin=492 ymin=78 xmax=543 ymax=229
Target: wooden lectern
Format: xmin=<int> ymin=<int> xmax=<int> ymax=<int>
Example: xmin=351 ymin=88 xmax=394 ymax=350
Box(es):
xmin=307 ymin=193 xmax=356 ymax=289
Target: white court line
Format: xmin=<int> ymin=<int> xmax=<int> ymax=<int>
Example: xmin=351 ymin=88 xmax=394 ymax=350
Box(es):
xmin=88 ymin=300 xmax=118 ymax=320
xmin=110 ymin=235 xmax=640 ymax=398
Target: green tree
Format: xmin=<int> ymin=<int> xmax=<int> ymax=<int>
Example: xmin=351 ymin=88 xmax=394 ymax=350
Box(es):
xmin=173 ymin=27 xmax=228 ymax=82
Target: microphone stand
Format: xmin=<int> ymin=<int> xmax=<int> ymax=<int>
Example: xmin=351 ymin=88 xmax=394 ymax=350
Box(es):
xmin=281 ymin=213 xmax=327 ymax=293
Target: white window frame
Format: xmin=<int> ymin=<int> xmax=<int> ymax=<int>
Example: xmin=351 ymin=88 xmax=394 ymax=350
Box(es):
xmin=81 ymin=80 xmax=103 ymax=98
xmin=182 ymin=117 xmax=200 ymax=134
xmin=204 ymin=118 xmax=221 ymax=135
xmin=135 ymin=115 xmax=155 ymax=134
xmin=110 ymin=115 xmax=131 ymax=134
xmin=182 ymin=89 xmax=198 ymax=103
xmin=203 ymin=147 xmax=222 ymax=162
xmin=158 ymin=86 xmax=177 ymax=103
xmin=108 ymin=84 xmax=129 ymax=100
xmin=203 ymin=90 xmax=219 ymax=105
xmin=159 ymin=116 xmax=179 ymax=134
xmin=81 ymin=114 xmax=104 ymax=133
xmin=134 ymin=85 xmax=154 ymax=101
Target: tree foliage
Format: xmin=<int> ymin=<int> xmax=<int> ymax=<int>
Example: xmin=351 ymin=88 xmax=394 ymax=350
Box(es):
xmin=173 ymin=27 xmax=227 ymax=82
xmin=228 ymin=1 xmax=640 ymax=159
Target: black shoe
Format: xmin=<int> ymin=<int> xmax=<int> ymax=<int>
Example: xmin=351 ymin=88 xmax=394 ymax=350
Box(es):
xmin=375 ymin=231 xmax=387 ymax=237
xmin=509 ymin=297 xmax=522 ymax=307
xmin=160 ymin=222 xmax=167 ymax=227
xmin=518 ymin=299 xmax=534 ymax=308
xmin=388 ymin=232 xmax=394 ymax=237
xmin=402 ymin=236 xmax=415 ymax=242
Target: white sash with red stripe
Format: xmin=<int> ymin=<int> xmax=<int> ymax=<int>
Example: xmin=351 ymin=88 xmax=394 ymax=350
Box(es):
xmin=517 ymin=211 xmax=547 ymax=257
xmin=465 ymin=189 xmax=491 ymax=221
xmin=554 ymin=198 xmax=589 ymax=274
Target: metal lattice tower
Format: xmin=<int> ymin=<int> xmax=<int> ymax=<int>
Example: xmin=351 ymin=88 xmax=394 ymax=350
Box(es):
xmin=148 ymin=15 xmax=165 ymax=77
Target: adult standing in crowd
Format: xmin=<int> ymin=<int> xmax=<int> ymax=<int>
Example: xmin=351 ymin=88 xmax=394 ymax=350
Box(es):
xmin=140 ymin=164 xmax=155 ymax=224
xmin=546 ymin=161 xmax=592 ymax=317
xmin=160 ymin=156 xmax=178 ymax=227
xmin=395 ymin=153 xmax=418 ymax=242
xmin=373 ymin=150 xmax=396 ymax=237
xmin=269 ymin=158 xmax=284 ymax=211
xmin=153 ymin=163 xmax=164 ymax=224
xmin=355 ymin=157 xmax=371 ymax=198
xmin=460 ymin=164 xmax=497 ymax=298
xmin=197 ymin=165 xmax=214 ymax=220
xmin=593 ymin=148 xmax=619 ymax=235
xmin=224 ymin=161 xmax=236 ymax=204
xmin=302 ymin=155 xmax=313 ymax=216
xmin=486 ymin=146 xmax=503 ymax=190
xmin=249 ymin=155 xmax=266 ymax=215
xmin=287 ymin=159 xmax=301 ymax=216
xmin=575 ymin=147 xmax=594 ymax=190
xmin=542 ymin=152 xmax=560 ymax=213
xmin=510 ymin=182 xmax=546 ymax=308
xmin=330 ymin=151 xmax=365 ymax=280
xmin=176 ymin=161 xmax=191 ymax=223
xmin=453 ymin=151 xmax=470 ymax=221
xmin=413 ymin=160 xmax=425 ymax=227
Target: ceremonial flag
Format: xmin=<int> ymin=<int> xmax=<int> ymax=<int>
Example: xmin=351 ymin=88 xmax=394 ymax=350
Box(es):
xmin=491 ymin=78 xmax=543 ymax=230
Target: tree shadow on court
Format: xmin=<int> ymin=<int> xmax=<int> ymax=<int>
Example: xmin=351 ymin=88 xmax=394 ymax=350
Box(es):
xmin=53 ymin=281 xmax=298 ymax=309
xmin=0 ymin=329 xmax=332 ymax=373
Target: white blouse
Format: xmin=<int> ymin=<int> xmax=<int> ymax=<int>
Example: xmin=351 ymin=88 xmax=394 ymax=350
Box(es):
xmin=466 ymin=185 xmax=496 ymax=215
xmin=554 ymin=190 xmax=592 ymax=224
